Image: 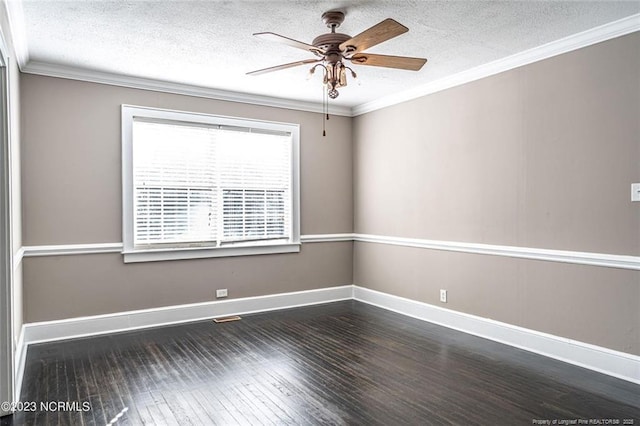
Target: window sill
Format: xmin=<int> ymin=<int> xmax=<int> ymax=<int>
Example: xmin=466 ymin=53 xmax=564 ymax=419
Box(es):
xmin=123 ymin=241 xmax=301 ymax=263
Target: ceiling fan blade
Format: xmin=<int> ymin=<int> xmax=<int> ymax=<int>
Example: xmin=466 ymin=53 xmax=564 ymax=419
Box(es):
xmin=339 ymin=18 xmax=408 ymax=53
xmin=253 ymin=32 xmax=324 ymax=54
xmin=247 ymin=59 xmax=322 ymax=76
xmin=349 ymin=53 xmax=427 ymax=71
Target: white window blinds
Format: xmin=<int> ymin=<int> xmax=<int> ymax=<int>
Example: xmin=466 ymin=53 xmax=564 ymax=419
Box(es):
xmin=132 ymin=119 xmax=292 ymax=248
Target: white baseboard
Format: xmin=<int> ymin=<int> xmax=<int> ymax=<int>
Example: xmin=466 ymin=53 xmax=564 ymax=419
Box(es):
xmin=22 ymin=285 xmax=354 ymax=345
xmin=14 ymin=283 xmax=639 ymax=399
xmin=353 ymin=286 xmax=640 ymax=385
xmin=13 ymin=285 xmax=353 ymax=392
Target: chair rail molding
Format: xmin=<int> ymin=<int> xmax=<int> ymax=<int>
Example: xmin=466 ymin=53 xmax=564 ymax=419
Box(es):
xmin=19 ymin=233 xmax=640 ymax=271
xmin=354 ymin=234 xmax=640 ymax=271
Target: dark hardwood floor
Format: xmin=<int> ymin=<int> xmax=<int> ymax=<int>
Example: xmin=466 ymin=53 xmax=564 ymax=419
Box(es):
xmin=3 ymin=300 xmax=639 ymax=425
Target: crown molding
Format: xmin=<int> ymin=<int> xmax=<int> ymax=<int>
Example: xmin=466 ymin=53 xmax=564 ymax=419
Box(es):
xmin=8 ymin=12 xmax=640 ymax=118
xmin=2 ymin=0 xmax=28 ymax=68
xmin=352 ymin=13 xmax=640 ymax=116
xmin=21 ymin=61 xmax=353 ymax=117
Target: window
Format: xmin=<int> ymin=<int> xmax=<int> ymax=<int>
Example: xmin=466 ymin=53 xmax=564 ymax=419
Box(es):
xmin=122 ymin=105 xmax=300 ymax=262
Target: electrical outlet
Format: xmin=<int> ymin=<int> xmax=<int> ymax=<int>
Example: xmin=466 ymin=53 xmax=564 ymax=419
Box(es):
xmin=440 ymin=289 xmax=447 ymax=303
xmin=632 ymin=183 xmax=640 ymax=202
xmin=216 ymin=289 xmax=228 ymax=299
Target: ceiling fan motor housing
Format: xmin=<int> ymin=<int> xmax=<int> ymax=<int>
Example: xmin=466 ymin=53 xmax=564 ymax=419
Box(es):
xmin=314 ymin=10 xmax=354 ymax=58
xmin=312 ymin=33 xmax=352 ymax=57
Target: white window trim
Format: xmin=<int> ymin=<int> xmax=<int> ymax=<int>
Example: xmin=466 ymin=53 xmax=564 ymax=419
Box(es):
xmin=121 ymin=105 xmax=301 ymax=263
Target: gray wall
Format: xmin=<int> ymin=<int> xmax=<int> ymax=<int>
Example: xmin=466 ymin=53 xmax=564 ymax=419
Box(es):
xmin=353 ymin=33 xmax=640 ymax=355
xmin=21 ymin=75 xmax=353 ymax=322
xmin=18 ymin=32 xmax=640 ymax=357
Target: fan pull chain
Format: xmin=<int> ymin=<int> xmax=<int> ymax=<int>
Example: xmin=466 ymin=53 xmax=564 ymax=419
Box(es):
xmin=322 ymin=84 xmax=327 ymax=136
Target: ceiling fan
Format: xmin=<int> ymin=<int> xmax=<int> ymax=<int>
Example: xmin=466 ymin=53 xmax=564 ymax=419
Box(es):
xmin=247 ymin=10 xmax=427 ymax=100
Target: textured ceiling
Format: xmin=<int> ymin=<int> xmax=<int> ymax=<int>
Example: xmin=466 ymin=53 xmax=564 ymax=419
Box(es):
xmin=17 ymin=0 xmax=640 ymax=109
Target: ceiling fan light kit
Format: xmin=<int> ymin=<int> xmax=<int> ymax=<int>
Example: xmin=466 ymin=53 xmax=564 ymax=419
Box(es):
xmin=248 ymin=10 xmax=427 ymax=101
